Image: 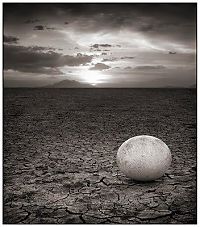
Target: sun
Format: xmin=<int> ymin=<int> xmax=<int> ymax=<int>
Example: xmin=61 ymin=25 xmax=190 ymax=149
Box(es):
xmin=80 ymin=70 xmax=105 ymax=85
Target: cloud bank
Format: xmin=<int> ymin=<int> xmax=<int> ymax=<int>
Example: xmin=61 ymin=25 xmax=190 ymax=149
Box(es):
xmin=4 ymin=44 xmax=93 ymax=75
xmin=4 ymin=35 xmax=19 ymax=44
xmin=89 ymin=63 xmax=110 ymax=71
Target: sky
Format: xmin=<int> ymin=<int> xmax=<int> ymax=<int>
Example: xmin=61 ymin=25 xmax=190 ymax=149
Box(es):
xmin=3 ymin=3 xmax=196 ymax=87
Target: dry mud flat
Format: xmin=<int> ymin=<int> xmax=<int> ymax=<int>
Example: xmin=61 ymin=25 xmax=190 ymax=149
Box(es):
xmin=4 ymin=88 xmax=196 ymax=224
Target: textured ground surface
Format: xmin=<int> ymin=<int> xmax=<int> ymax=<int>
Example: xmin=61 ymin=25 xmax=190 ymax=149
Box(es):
xmin=4 ymin=88 xmax=197 ymax=224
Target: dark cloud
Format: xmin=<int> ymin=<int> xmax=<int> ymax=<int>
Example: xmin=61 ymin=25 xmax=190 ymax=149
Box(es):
xmin=34 ymin=3 xmax=196 ymax=46
xmin=169 ymin=51 xmax=177 ymax=54
xmin=76 ymin=53 xmax=88 ymax=57
xmin=33 ymin=25 xmax=57 ymax=31
xmin=99 ymin=44 xmax=112 ymax=48
xmin=33 ymin=25 xmax=45 ymax=30
xmin=4 ymin=4 xmax=196 ymax=35
xmin=4 ymin=35 xmax=19 ymax=44
xmin=30 ymin=46 xmax=57 ymax=51
xmin=46 ymin=26 xmax=57 ymax=30
xmin=134 ymin=65 xmax=166 ymax=71
xmin=121 ymin=56 xmax=135 ymax=60
xmin=89 ymin=63 xmax=110 ymax=71
xmin=91 ymin=44 xmax=112 ymax=48
xmin=4 ymin=44 xmax=93 ymax=75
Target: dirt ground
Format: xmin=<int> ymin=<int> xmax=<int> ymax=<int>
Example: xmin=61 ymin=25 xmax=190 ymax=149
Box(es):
xmin=3 ymin=88 xmax=197 ymax=224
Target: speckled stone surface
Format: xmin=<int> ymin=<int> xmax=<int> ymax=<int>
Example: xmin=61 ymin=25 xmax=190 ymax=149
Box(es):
xmin=4 ymin=88 xmax=196 ymax=224
xmin=117 ymin=135 xmax=172 ymax=181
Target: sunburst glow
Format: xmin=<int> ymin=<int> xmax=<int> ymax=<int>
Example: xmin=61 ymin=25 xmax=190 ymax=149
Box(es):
xmin=79 ymin=70 xmax=108 ymax=85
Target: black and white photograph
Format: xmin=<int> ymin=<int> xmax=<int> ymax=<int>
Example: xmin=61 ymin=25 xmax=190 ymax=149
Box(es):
xmin=3 ymin=2 xmax=197 ymax=224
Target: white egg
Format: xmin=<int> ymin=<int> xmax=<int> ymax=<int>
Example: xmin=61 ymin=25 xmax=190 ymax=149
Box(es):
xmin=117 ymin=135 xmax=172 ymax=181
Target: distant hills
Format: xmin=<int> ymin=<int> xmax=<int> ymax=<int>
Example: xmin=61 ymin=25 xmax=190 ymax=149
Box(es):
xmin=4 ymin=78 xmax=93 ymax=88
xmin=45 ymin=79 xmax=94 ymax=88
xmin=4 ymin=78 xmax=196 ymax=88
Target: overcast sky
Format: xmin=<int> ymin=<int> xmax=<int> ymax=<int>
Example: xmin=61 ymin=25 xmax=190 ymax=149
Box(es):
xmin=4 ymin=3 xmax=196 ymax=87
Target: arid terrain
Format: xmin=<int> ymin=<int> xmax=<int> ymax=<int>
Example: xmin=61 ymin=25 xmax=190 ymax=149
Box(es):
xmin=4 ymin=88 xmax=197 ymax=224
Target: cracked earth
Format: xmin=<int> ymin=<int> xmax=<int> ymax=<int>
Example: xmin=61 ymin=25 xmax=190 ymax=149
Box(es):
xmin=4 ymin=88 xmax=196 ymax=224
